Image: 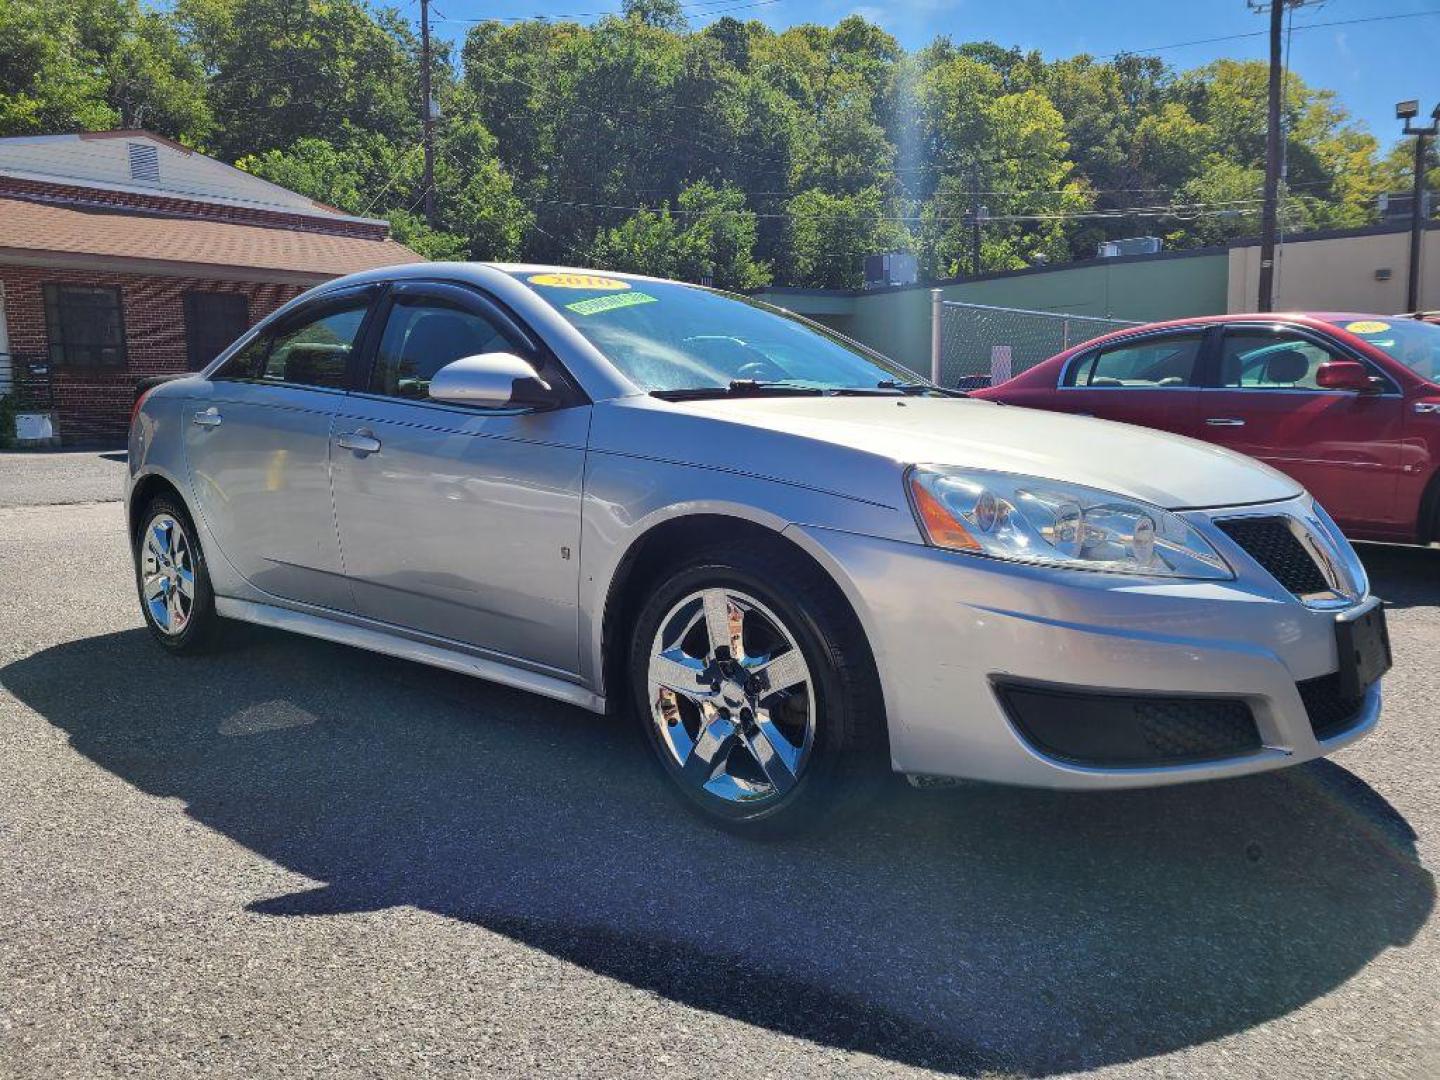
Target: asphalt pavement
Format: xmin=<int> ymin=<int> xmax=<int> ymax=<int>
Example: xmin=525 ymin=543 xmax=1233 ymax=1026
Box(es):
xmin=0 ymin=449 xmax=127 ymax=508
xmin=0 ymin=456 xmax=1436 ymax=1078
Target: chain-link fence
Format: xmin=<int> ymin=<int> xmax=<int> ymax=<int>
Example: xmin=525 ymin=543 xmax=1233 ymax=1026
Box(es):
xmin=930 ymin=297 xmax=1141 ymax=389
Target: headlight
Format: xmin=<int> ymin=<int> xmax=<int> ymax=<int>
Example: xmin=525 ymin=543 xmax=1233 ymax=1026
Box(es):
xmin=906 ymin=466 xmax=1232 ymax=580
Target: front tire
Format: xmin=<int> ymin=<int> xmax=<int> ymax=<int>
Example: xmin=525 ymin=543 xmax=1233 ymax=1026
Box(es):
xmin=628 ymin=540 xmax=887 ymax=835
xmin=134 ymin=496 xmax=222 ymax=653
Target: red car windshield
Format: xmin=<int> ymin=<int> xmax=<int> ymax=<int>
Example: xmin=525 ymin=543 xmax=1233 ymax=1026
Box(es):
xmin=1330 ymin=317 xmax=1440 ymax=383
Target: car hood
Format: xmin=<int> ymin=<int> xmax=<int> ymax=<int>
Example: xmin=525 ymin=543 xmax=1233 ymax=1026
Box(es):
xmin=599 ymin=395 xmax=1302 ymax=511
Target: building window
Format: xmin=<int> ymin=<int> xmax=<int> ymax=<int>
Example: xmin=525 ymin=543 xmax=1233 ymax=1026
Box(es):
xmin=183 ymin=291 xmax=250 ymax=371
xmin=43 ymin=285 xmax=127 ymax=367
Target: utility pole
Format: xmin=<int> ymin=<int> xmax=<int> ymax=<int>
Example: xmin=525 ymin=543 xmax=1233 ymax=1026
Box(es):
xmin=969 ymin=162 xmax=982 ymax=277
xmin=419 ymin=0 xmax=437 ymax=227
xmin=1397 ymin=100 xmax=1438 ymax=313
xmin=1252 ymin=0 xmax=1287 ymax=312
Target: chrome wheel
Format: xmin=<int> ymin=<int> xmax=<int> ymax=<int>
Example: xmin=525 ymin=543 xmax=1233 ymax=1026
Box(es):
xmin=647 ymin=588 xmax=816 ymax=805
xmin=140 ymin=513 xmax=196 ymax=636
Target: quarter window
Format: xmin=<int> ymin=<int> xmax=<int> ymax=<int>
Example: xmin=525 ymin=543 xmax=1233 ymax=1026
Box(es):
xmin=369 ymin=299 xmax=517 ymax=400
xmin=213 ymin=298 xmax=369 ymax=389
xmin=43 ymin=284 xmax=126 ymax=367
xmin=1218 ymin=332 xmax=1341 ymax=391
xmin=1066 ymin=334 xmax=1203 ymax=388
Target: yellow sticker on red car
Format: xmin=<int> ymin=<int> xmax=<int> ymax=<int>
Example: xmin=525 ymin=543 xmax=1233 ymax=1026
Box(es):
xmin=528 ymin=273 xmax=629 ymax=291
xmin=1345 ymin=320 xmax=1391 ymax=334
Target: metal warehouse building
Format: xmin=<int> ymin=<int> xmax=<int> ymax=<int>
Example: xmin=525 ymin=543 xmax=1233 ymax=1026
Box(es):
xmin=757 ymin=222 xmax=1440 ymax=377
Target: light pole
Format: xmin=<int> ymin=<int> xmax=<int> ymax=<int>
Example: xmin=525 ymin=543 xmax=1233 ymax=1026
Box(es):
xmin=1396 ymin=100 xmax=1438 ymax=314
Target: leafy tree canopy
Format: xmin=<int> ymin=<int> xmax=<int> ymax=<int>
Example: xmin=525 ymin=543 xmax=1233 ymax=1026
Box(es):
xmin=1 ymin=0 xmax=1419 ymax=287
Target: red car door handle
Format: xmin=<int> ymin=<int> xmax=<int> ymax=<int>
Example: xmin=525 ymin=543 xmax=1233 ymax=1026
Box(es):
xmin=1206 ymin=417 xmax=1246 ymax=427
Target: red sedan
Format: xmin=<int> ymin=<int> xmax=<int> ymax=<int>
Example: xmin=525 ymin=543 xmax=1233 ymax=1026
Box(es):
xmin=973 ymin=312 xmax=1440 ymax=544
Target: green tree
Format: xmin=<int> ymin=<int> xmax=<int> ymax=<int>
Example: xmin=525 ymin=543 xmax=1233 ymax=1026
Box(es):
xmin=786 ymin=186 xmax=910 ymax=288
xmin=178 ymin=0 xmax=420 ymax=160
xmin=0 ymin=0 xmax=209 ymax=140
xmin=588 ymin=180 xmax=769 ymax=288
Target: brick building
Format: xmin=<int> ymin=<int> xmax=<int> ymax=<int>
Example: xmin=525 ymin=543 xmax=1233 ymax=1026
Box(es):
xmin=0 ymin=131 xmax=421 ymax=443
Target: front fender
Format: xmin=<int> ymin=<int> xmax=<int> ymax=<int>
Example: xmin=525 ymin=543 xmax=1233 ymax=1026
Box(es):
xmin=575 ymin=446 xmax=918 ymax=693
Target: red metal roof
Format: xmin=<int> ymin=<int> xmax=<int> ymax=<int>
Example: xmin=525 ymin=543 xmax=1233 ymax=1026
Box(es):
xmin=0 ymin=195 xmax=422 ymax=278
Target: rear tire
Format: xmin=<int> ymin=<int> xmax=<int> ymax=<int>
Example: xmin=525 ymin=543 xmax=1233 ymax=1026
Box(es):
xmin=134 ymin=495 xmax=223 ymax=654
xmin=628 ymin=539 xmax=888 ymax=836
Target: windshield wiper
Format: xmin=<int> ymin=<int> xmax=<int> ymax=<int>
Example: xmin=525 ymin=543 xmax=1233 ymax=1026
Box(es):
xmin=876 ymin=379 xmax=968 ymax=398
xmin=650 ymin=379 xmax=966 ymax=402
xmin=651 ymin=380 xmax=825 ymax=401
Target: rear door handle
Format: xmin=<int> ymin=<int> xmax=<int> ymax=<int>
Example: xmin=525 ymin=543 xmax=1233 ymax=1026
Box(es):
xmin=192 ymin=407 xmax=222 ymax=428
xmin=336 ymin=429 xmax=382 ymax=455
xmin=1206 ymin=417 xmax=1246 ymax=427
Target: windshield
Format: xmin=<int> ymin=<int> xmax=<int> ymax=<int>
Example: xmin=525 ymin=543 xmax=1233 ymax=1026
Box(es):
xmin=513 ymin=271 xmax=927 ymax=393
xmin=1330 ymin=317 xmax=1440 ymax=383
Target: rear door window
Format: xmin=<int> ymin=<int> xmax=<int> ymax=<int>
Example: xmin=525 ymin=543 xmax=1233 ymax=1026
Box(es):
xmin=1065 ymin=334 xmax=1204 ymax=388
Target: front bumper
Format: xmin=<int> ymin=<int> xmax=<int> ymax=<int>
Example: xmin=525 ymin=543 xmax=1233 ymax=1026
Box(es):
xmin=790 ymin=496 xmax=1381 ymax=789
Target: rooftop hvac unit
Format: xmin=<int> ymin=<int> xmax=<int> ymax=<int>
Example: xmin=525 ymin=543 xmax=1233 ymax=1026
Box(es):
xmin=863 ymin=251 xmax=918 ymax=289
xmin=1379 ymin=191 xmax=1434 ymax=221
xmin=1097 ymin=236 xmax=1164 ymax=258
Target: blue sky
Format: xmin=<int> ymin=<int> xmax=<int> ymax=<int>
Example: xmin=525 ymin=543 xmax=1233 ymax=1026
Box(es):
xmin=430 ymin=0 xmax=1440 ymax=156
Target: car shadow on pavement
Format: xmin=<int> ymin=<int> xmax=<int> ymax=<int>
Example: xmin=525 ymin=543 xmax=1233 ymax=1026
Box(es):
xmin=1355 ymin=542 xmax=1440 ymax=610
xmin=3 ymin=625 xmax=1432 ymax=1077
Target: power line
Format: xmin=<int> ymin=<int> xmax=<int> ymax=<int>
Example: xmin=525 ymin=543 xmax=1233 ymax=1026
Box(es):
xmin=358 ymin=144 xmax=425 ymax=217
xmin=501 ymin=193 xmax=1269 ymax=223
xmin=1091 ymin=7 xmax=1440 ymax=62
xmin=434 ymin=0 xmax=782 ymax=24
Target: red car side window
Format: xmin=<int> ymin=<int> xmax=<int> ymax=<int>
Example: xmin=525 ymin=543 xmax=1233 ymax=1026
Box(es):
xmin=1065 ymin=335 xmax=1204 ymax=389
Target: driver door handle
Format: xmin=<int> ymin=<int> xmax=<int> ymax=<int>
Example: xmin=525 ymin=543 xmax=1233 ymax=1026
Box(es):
xmin=1206 ymin=417 xmax=1246 ymax=427
xmin=336 ymin=429 xmax=382 ymax=455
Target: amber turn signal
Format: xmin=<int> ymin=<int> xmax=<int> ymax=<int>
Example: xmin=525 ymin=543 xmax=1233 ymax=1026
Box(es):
xmin=909 ymin=475 xmax=981 ymax=551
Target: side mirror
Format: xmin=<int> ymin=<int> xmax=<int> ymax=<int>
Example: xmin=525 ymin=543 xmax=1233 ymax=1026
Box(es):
xmin=1315 ymin=360 xmax=1378 ymax=394
xmin=428 ymin=352 xmax=555 ymax=409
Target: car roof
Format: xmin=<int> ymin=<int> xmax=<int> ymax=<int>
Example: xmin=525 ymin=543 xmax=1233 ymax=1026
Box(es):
xmin=1057 ymin=310 xmax=1396 ymax=354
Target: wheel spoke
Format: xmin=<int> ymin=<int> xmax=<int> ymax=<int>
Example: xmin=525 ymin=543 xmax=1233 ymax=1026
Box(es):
xmin=650 ymin=649 xmax=709 ymax=700
xmin=702 ymin=589 xmax=743 ymax=660
xmin=142 ymin=572 xmax=167 ymax=600
xmin=682 ymin=714 xmax=739 ymax=787
xmin=175 ymin=565 xmax=195 ymax=600
xmin=742 ymin=718 xmax=800 ymax=796
xmin=746 ymin=648 xmax=808 ymax=696
xmin=146 ymin=523 xmax=171 ymax=565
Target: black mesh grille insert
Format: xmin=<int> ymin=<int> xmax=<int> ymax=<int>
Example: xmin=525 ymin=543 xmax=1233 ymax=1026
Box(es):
xmin=995 ymin=682 xmax=1262 ymax=767
xmin=1297 ymin=672 xmax=1367 ymax=741
xmin=1216 ymin=517 xmax=1330 ymax=595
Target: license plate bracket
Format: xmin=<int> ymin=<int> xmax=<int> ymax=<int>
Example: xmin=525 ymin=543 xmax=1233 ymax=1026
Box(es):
xmin=1335 ymin=600 xmax=1392 ymax=700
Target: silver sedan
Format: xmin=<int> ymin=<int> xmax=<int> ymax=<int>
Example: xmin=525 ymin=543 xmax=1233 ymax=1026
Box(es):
xmin=127 ymin=264 xmax=1392 ymax=833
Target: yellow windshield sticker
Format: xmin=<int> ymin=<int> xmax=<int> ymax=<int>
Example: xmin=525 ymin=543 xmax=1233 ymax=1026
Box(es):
xmin=528 ymin=273 xmax=630 ymax=290
xmin=1345 ymin=320 xmax=1391 ymax=334
xmin=566 ymin=291 xmax=658 ymax=316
